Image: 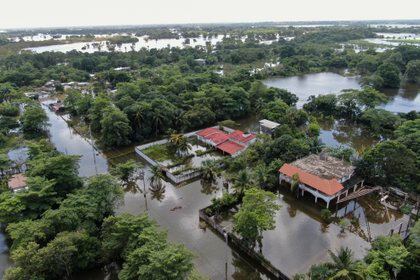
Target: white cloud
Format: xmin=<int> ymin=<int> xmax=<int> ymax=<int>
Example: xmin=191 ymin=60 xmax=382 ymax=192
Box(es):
xmin=1 ymin=0 xmax=419 ymax=29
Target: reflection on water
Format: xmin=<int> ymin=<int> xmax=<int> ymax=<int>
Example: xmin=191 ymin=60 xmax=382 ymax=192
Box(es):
xmin=218 ymin=186 xmax=408 ymax=277
xmin=263 ymin=72 xmax=362 ymax=108
xmin=42 ymin=102 xmax=109 ymax=177
xmin=381 ymin=83 xmax=420 ymax=113
xmin=37 ymin=100 xmax=264 ymax=280
xmin=261 ymin=72 xmax=419 ymax=151
xmin=318 ymin=119 xmax=379 ymax=152
xmin=25 ymin=35 xmax=226 ymax=53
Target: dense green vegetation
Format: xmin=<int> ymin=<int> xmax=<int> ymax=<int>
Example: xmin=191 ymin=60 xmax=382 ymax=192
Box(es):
xmin=295 ymin=220 xmax=420 ymax=280
xmin=0 ymin=23 xmax=419 ymax=279
xmin=0 ymin=85 xmax=195 ymax=280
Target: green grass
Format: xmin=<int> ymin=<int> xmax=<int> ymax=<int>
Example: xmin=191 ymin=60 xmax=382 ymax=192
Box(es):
xmin=142 ymin=143 xmax=174 ymax=162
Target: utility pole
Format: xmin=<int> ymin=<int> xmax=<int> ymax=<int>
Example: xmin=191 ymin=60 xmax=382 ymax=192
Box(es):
xmin=138 ymin=169 xmax=148 ymax=213
xmin=89 ymin=125 xmax=98 ymax=175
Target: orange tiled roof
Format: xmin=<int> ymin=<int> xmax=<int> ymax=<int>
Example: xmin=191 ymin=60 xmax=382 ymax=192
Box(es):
xmin=279 ymin=163 xmax=343 ymax=196
xmin=196 ymin=127 xmax=222 ymax=137
xmin=217 ymin=140 xmax=245 ymax=155
xmin=229 ymin=130 xmax=256 ymax=143
xmin=207 ymin=132 xmax=230 ymax=145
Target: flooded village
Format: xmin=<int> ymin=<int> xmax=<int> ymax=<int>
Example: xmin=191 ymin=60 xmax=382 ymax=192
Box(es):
xmin=0 ymin=18 xmax=419 ymax=280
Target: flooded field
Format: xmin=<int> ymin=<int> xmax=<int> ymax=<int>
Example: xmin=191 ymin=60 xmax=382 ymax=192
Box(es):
xmin=23 ymin=34 xmax=227 ymax=53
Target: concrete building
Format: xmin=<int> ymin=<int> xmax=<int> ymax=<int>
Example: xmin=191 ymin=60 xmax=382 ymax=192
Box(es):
xmin=279 ymin=154 xmax=363 ymax=208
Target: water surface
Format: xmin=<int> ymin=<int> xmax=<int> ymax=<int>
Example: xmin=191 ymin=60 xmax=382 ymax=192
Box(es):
xmin=263 ymin=72 xmax=362 ymax=107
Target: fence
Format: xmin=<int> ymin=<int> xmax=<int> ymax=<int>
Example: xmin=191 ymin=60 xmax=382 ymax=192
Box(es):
xmin=199 ymin=207 xmax=290 ymax=280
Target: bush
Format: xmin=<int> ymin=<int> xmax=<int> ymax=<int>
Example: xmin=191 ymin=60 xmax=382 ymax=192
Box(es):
xmin=208 ymin=192 xmax=239 ymax=215
xmin=320 ymin=209 xmax=332 ymax=223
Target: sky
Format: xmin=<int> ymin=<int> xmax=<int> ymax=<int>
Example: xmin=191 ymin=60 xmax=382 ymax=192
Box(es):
xmin=1 ymin=0 xmax=420 ymax=29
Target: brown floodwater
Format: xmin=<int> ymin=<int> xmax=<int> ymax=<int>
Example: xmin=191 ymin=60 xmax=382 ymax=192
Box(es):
xmin=0 ymin=100 xmax=270 ymax=279
xmin=217 ymin=186 xmax=408 ymax=277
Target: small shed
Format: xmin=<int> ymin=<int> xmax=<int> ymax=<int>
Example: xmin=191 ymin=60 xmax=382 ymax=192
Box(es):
xmin=259 ymin=119 xmax=280 ymax=135
xmin=8 ymin=174 xmax=27 ymax=192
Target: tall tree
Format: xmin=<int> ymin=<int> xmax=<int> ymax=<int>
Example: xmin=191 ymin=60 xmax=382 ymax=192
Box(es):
xmin=233 ymin=188 xmax=280 ymax=247
xmin=100 ymin=107 xmax=132 ymax=148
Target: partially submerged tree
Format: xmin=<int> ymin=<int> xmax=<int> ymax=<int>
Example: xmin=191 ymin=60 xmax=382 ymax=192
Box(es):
xmin=111 ymin=159 xmax=139 ymax=183
xmin=233 ymin=188 xmax=280 ymax=248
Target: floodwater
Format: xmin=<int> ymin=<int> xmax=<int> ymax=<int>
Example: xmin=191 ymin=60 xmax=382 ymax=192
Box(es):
xmin=218 ymin=187 xmax=408 ymax=277
xmin=42 ymin=102 xmax=109 ymax=177
xmin=0 ymin=233 xmax=11 ymax=279
xmin=262 ymin=72 xmax=362 ymax=108
xmin=3 ymin=100 xmax=265 ymax=280
xmin=381 ymin=83 xmax=420 ymax=113
xmin=24 ymin=35 xmax=226 ymax=53
xmin=318 ymin=119 xmax=380 ymax=151
xmin=262 ymin=72 xmax=420 ymax=150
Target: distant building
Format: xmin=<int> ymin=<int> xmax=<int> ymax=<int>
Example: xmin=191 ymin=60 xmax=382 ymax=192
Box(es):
xmin=194 ymin=58 xmax=206 ymax=66
xmin=196 ymin=127 xmax=256 ymax=157
xmin=259 ymin=119 xmax=280 ymax=135
xmin=113 ymin=66 xmax=131 ymax=71
xmin=8 ymin=174 xmax=27 ymax=192
xmin=279 ymin=153 xmax=363 ymax=208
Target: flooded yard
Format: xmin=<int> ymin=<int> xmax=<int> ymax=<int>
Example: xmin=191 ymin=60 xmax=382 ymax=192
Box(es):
xmin=1 ymin=70 xmax=418 ymax=279
xmin=217 ymin=187 xmax=409 ymax=277
xmin=39 ymin=100 xmax=268 ymax=280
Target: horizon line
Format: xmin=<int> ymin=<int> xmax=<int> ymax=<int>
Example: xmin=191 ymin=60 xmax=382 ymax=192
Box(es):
xmin=2 ymin=18 xmax=420 ymax=32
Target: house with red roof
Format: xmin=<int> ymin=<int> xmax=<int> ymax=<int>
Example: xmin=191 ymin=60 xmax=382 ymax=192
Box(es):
xmin=279 ymin=154 xmax=363 ymax=208
xmin=195 ymin=126 xmax=256 ymax=157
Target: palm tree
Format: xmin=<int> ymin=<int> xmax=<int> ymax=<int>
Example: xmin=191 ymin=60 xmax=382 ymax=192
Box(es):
xmin=308 ymin=138 xmax=325 ymax=154
xmin=200 ymin=160 xmax=220 ymax=183
xmin=169 ymin=133 xmax=190 ymax=156
xmin=253 ymin=164 xmax=269 ymax=189
xmin=133 ymin=106 xmax=144 ymax=130
xmin=233 ymin=170 xmax=253 ymax=195
xmin=327 ymin=247 xmax=364 ymax=280
xmin=151 ymin=111 xmax=165 ymax=136
xmin=291 ymin=173 xmax=300 ymax=194
xmin=149 ymin=165 xmax=164 ymax=187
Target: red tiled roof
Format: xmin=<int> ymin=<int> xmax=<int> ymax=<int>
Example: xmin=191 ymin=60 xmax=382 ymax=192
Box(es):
xmin=196 ymin=127 xmax=222 ymax=137
xmin=229 ymin=130 xmax=256 ymax=143
xmin=206 ymin=132 xmax=230 ymax=145
xmin=279 ymin=163 xmax=343 ymax=196
xmin=217 ymin=140 xmax=245 ymax=155
xmin=8 ymin=174 xmax=27 ymax=190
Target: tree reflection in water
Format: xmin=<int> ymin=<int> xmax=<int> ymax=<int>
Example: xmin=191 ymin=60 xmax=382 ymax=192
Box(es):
xmin=149 ymin=181 xmax=166 ymax=201
xmin=123 ymin=180 xmax=141 ymax=193
xmin=231 ymin=251 xmax=265 ymax=280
